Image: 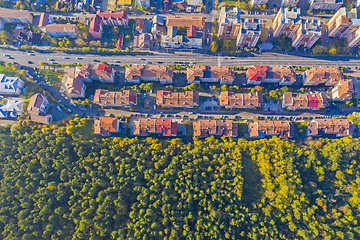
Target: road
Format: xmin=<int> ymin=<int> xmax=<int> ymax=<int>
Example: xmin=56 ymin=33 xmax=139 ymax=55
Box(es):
xmin=3 ymin=49 xmax=360 ymax=68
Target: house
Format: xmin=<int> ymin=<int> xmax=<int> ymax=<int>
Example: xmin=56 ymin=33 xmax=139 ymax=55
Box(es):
xmin=93 ymin=89 xmax=137 ymax=107
xmin=309 ymin=0 xmax=342 ymax=11
xmin=331 ymin=79 xmax=354 ymax=101
xmin=94 ymin=117 xmax=120 ymax=136
xmin=89 ymin=10 xmax=129 ymax=39
xmin=220 ymin=91 xmax=264 ymax=109
xmin=166 ymin=16 xmax=205 ymax=29
xmin=44 ymin=24 xmax=78 ymax=38
xmin=172 ymin=1 xmax=187 ymax=11
xmin=193 ymin=120 xmax=238 ymax=138
xmin=135 ymin=18 xmax=151 ymax=33
xmin=0 ymin=74 xmax=25 ymax=96
xmin=0 ymin=98 xmax=24 ymax=118
xmin=133 ymin=118 xmax=178 ymax=136
xmin=133 ymin=33 xmax=152 ymax=50
xmin=250 ymin=0 xmax=268 ymax=6
xmin=282 ymin=92 xmax=328 ymax=110
xmin=186 ymin=66 xmax=235 ymax=84
xmin=160 ymin=34 xmax=202 ymax=49
xmin=137 ymin=0 xmax=150 ymax=7
xmin=249 ymin=121 xmax=295 ymax=138
xmin=90 ymin=64 xmax=115 ymax=83
xmin=38 ymin=12 xmax=54 ymax=29
xmin=125 ymin=65 xmax=173 ymax=84
xmin=218 ymin=7 xmax=241 ymax=39
xmin=303 ymin=67 xmax=343 ymax=86
xmin=247 ymin=66 xmax=296 ymax=85
xmin=65 ymin=77 xmax=86 ymax=98
xmin=156 ymin=91 xmax=199 ymax=108
xmin=307 ymin=119 xmax=353 ymax=137
xmin=13 ymin=29 xmax=34 ymax=43
xmin=27 ymin=93 xmax=53 ymax=124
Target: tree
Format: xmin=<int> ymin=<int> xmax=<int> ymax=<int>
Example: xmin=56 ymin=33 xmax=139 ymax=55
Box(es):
xmin=220 ymin=84 xmax=228 ymax=92
xmin=39 ymin=61 xmax=44 ymax=66
xmin=210 ymin=41 xmax=218 ymax=53
xmin=329 ymin=47 xmax=337 ymax=55
xmin=0 ymin=31 xmax=10 ymax=44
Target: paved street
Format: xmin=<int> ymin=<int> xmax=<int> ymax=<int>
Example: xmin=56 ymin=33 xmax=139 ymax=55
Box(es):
xmin=3 ymin=49 xmax=360 ymax=68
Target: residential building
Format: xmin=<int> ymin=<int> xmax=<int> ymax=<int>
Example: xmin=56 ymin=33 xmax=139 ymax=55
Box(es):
xmin=187 ymin=25 xmax=197 ymax=38
xmin=0 ymin=98 xmax=24 ymax=118
xmin=0 ymin=74 xmax=24 ymax=96
xmin=133 ymin=118 xmax=178 ymax=136
xmin=160 ymin=34 xmax=202 ymax=49
xmin=220 ymin=91 xmax=264 ymax=109
xmin=0 ymin=10 xmax=33 ymax=31
xmin=93 ymin=89 xmax=137 ymax=107
xmin=307 ymin=119 xmax=353 ymax=137
xmin=125 ymin=65 xmax=173 ymax=84
xmin=172 ymin=1 xmax=187 ymax=11
xmin=90 ymin=64 xmax=115 ymax=83
xmin=186 ymin=66 xmax=235 ymax=84
xmin=236 ymin=18 xmax=261 ymax=48
xmin=133 ymin=33 xmax=152 ymax=50
xmin=193 ymin=120 xmax=238 ymax=138
xmin=187 ymin=0 xmax=202 ymax=7
xmin=246 ymin=65 xmax=268 ymax=85
xmin=166 ymin=16 xmax=205 ymax=29
xmin=292 ymin=18 xmax=321 ymax=48
xmin=250 ymin=0 xmax=268 ymax=6
xmin=327 ymin=8 xmax=360 ymax=47
xmin=331 ymin=79 xmax=354 ymax=101
xmin=303 ymin=67 xmax=343 ymax=86
xmin=94 ymin=117 xmax=119 ymax=136
xmin=273 ymin=8 xmax=301 ymax=39
xmin=44 ymin=24 xmax=78 ymax=38
xmin=156 ymin=91 xmax=199 ymax=108
xmin=281 ymin=0 xmax=299 ymax=7
xmin=271 ymin=66 xmax=297 ymax=85
xmin=13 ymin=29 xmax=34 ymax=43
xmin=27 ymin=93 xmax=53 ymax=124
xmin=137 ymin=0 xmax=150 ymax=7
xmin=282 ymin=92 xmax=328 ymax=110
xmin=249 ymin=121 xmax=295 ymax=138
xmin=309 ymin=0 xmax=342 ymax=11
xmin=218 ymin=7 xmax=241 ymax=39
xmin=135 ymin=18 xmax=151 ymax=33
xmin=89 ymin=10 xmax=129 ymax=39
xmin=65 ymin=77 xmax=86 ymax=98
xmin=38 ymin=13 xmax=54 ymax=29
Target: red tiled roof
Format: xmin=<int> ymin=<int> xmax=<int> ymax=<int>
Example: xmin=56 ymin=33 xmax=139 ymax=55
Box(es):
xmin=307 ymin=94 xmax=319 ymax=108
xmin=187 ymin=25 xmax=197 ymax=37
xmin=133 ymin=118 xmax=178 ymax=136
xmin=248 ymin=65 xmax=268 ymax=81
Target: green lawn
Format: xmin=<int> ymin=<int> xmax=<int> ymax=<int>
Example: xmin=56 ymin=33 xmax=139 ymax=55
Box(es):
xmin=39 ymin=69 xmax=63 ymax=83
xmin=222 ymin=0 xmax=237 ymax=6
xmin=0 ymin=65 xmax=18 ymax=77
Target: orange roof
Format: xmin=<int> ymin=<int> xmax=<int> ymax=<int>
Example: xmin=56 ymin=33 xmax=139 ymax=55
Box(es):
xmin=187 ymin=25 xmax=197 ymax=37
xmin=305 ymin=67 xmax=343 ymax=85
xmin=156 ymin=90 xmax=199 ymax=107
xmin=94 ymin=117 xmax=119 ymax=136
xmin=93 ymin=89 xmax=137 ymax=106
xmin=186 ymin=66 xmax=235 ymax=82
xmin=309 ymin=119 xmax=353 ymax=137
xmin=247 ymin=65 xmax=268 ymax=81
xmin=133 ymin=118 xmax=178 ymax=136
xmin=220 ymin=91 xmax=263 ymax=108
xmin=125 ymin=65 xmax=173 ymax=81
xmin=166 ymin=15 xmax=205 ymax=28
xmin=135 ymin=18 xmax=145 ymax=31
xmin=249 ymin=121 xmax=294 ymax=138
xmin=270 ymin=66 xmax=296 ymax=83
xmin=193 ymin=120 xmax=238 ymax=137
xmin=282 ymin=92 xmax=327 ymax=109
xmin=39 ymin=13 xmax=50 ymax=28
xmin=333 ymin=79 xmax=354 ymax=100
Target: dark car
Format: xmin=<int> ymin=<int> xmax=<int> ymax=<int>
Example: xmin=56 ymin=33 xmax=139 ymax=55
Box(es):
xmin=28 ymin=61 xmax=33 ymax=64
xmin=93 ymin=59 xmax=100 ymax=62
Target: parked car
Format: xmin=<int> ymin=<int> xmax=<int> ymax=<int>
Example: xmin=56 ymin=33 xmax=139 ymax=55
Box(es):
xmin=57 ymin=106 xmax=62 ymax=112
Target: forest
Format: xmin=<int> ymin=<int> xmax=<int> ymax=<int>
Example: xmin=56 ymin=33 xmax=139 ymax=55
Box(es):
xmin=0 ymin=117 xmax=360 ymax=239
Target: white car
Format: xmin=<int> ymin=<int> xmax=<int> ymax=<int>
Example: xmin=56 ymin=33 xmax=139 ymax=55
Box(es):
xmin=57 ymin=106 xmax=62 ymax=112
xmin=71 ymin=102 xmax=76 ymax=107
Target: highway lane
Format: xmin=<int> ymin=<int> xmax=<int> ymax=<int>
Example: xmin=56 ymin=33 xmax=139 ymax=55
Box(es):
xmin=2 ymin=49 xmax=360 ymax=68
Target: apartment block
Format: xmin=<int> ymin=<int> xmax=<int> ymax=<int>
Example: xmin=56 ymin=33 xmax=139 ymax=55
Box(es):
xmin=187 ymin=66 xmax=235 ymax=84
xmin=307 ymin=119 xmax=353 ymax=137
xmin=219 ymin=91 xmax=263 ymax=109
xmin=309 ymin=0 xmax=342 ymax=11
xmin=94 ymin=117 xmax=119 ymax=136
xmin=236 ymin=18 xmax=261 ymax=48
xmin=273 ymin=8 xmax=301 ymax=39
xmin=303 ymin=67 xmax=343 ymax=86
xmin=45 ymin=24 xmax=78 ymax=38
xmin=89 ymin=10 xmax=129 ymax=39
xmin=166 ymin=16 xmax=205 ymax=29
xmin=93 ymin=89 xmax=137 ymax=107
xmin=292 ymin=19 xmax=321 ymax=48
xmin=125 ymin=65 xmax=173 ymax=84
xmin=282 ymin=92 xmax=328 ymax=110
xmin=331 ymin=79 xmax=354 ymax=101
xmin=0 ymin=74 xmax=25 ymax=96
xmin=250 ymin=0 xmax=268 ymax=6
xmin=218 ymin=7 xmax=241 ymax=39
xmin=156 ymin=91 xmax=199 ymax=108
xmin=193 ymin=120 xmax=238 ymax=138
xmin=249 ymin=121 xmax=295 ymax=138
xmin=27 ymin=93 xmax=53 ymax=124
xmin=0 ymin=10 xmax=33 ymax=31
xmin=133 ymin=118 xmax=178 ymax=136
xmin=281 ymin=0 xmax=299 ymax=7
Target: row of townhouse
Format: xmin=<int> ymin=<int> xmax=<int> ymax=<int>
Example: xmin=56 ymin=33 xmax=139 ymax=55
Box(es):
xmin=64 ymin=64 xmax=116 ymax=98
xmin=94 ymin=116 xmax=354 ymax=139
